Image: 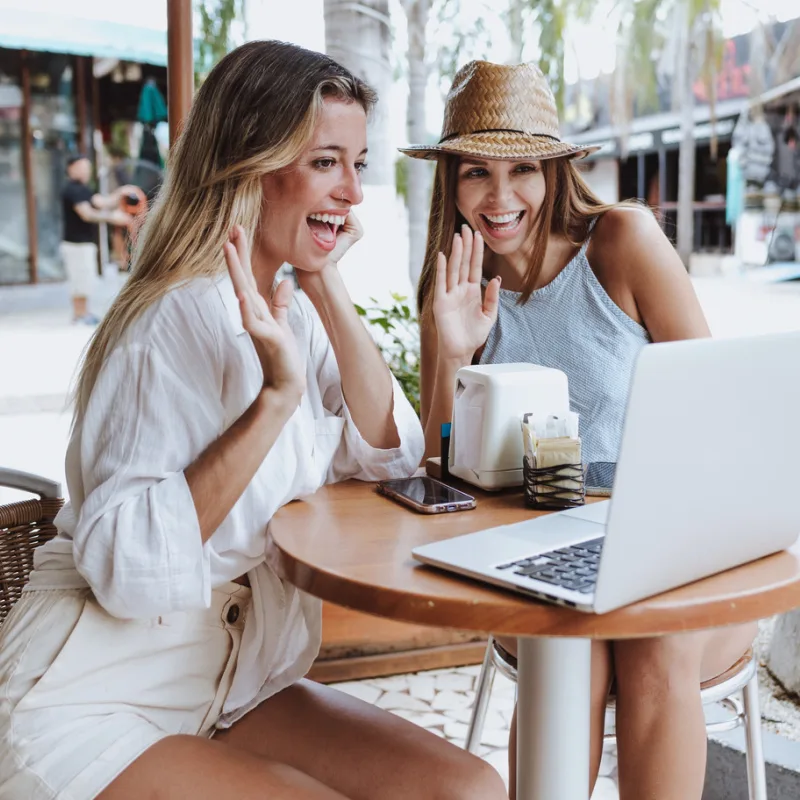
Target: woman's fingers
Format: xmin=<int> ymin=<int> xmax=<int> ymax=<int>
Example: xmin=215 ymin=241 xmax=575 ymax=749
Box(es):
xmin=237 ymin=287 xmax=261 ymax=333
xmin=459 ymin=225 xmax=473 ymax=285
xmin=232 ymin=225 xmax=257 ymax=291
xmin=446 ymin=234 xmax=463 ymax=293
xmin=469 ymin=230 xmax=484 ymax=284
xmin=483 ymin=275 xmax=502 ymax=321
xmin=435 ymin=251 xmax=447 ymax=303
xmin=270 ymin=279 xmax=294 ymax=325
xmin=342 ymin=211 xmax=364 ymax=242
xmin=224 ymin=240 xmax=250 ymax=302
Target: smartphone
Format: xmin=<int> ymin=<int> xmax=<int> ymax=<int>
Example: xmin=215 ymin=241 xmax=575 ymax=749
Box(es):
xmin=377 ymin=476 xmax=476 ymax=514
xmin=585 ymin=461 xmax=616 ymax=497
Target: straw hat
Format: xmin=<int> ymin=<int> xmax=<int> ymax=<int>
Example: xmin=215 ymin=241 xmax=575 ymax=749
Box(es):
xmin=400 ymin=60 xmax=601 ymax=162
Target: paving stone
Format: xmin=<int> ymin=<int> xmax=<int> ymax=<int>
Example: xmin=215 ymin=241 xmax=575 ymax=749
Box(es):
xmin=442 ymin=706 xmax=473 ymax=724
xmin=591 ymin=776 xmax=620 ymax=800
xmin=368 ymin=675 xmax=410 ymax=692
xmin=406 ymin=674 xmax=437 ymax=702
xmin=443 ymin=720 xmax=470 ymax=742
xmin=330 ymin=681 xmax=382 ymax=705
xmin=375 ymin=692 xmax=430 ymax=712
xmin=431 ymin=690 xmax=473 ymax=711
xmin=481 ymin=726 xmax=511 ymax=748
xmin=434 ymin=672 xmax=475 ymax=692
xmin=388 ymin=708 xmax=418 ymax=721
xmin=443 ymin=706 xmax=507 ymax=731
xmin=400 ymin=711 xmax=452 ymax=730
xmin=491 ymin=677 xmax=518 ymax=699
xmin=598 ymin=749 xmax=618 ymax=777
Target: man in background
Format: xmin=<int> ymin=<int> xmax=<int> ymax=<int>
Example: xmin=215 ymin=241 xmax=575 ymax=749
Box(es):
xmin=61 ymin=154 xmax=133 ymax=324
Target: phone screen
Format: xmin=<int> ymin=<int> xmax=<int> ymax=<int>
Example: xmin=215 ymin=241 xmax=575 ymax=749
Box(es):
xmin=585 ymin=461 xmax=616 ymax=490
xmin=380 ymin=477 xmax=474 ymax=506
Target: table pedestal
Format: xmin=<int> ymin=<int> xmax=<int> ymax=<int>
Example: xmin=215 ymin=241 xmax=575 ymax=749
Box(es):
xmin=517 ymin=637 xmax=592 ymax=800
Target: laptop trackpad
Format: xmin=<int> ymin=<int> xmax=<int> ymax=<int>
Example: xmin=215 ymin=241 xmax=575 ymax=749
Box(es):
xmin=562 ymin=500 xmax=611 ymax=525
xmin=501 ymin=513 xmax=603 ymax=547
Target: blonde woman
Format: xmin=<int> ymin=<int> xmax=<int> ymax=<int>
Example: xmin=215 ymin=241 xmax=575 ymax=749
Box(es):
xmin=0 ymin=43 xmax=507 ymax=800
xmin=404 ymin=60 xmax=756 ymax=800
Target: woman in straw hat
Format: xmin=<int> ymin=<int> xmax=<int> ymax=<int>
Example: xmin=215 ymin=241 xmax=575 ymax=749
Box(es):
xmin=405 ymin=60 xmax=756 ymax=800
xmin=0 ymin=42 xmax=508 ymax=800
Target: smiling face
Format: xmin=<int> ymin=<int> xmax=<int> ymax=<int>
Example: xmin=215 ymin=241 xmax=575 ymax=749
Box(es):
xmin=257 ymin=97 xmax=368 ymax=272
xmin=455 ymin=157 xmax=547 ymax=256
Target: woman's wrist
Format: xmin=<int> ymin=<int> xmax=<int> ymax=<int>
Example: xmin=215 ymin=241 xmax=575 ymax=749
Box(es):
xmin=437 ymin=353 xmax=472 ymax=373
xmin=296 ymin=264 xmax=347 ymax=306
xmin=253 ymin=385 xmax=302 ymax=422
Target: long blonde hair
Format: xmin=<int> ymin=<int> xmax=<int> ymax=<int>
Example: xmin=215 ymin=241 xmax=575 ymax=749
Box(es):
xmin=416 ymin=155 xmax=622 ymax=315
xmin=74 ymin=41 xmax=375 ymax=417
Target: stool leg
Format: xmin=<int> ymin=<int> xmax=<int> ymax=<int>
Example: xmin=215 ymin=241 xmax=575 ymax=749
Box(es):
xmin=465 ymin=638 xmax=497 ymax=754
xmin=742 ymin=672 xmax=767 ymax=800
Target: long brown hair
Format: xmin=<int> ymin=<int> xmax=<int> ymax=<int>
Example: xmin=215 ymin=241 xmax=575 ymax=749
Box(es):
xmin=416 ymin=155 xmax=621 ymax=315
xmin=74 ymin=41 xmax=376 ymax=417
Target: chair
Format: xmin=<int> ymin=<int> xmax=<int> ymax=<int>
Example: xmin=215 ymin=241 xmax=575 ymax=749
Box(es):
xmin=0 ymin=468 xmax=63 ymax=626
xmin=465 ymin=636 xmax=767 ymax=800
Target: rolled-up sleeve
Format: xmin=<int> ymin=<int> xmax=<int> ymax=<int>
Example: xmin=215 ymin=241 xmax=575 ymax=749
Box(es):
xmin=72 ymin=343 xmax=217 ymax=619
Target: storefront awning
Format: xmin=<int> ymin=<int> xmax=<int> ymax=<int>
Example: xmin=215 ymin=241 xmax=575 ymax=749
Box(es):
xmin=0 ymin=8 xmax=169 ymax=66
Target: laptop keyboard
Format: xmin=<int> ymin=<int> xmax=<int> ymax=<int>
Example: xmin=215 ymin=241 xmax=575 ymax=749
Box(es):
xmin=495 ymin=538 xmax=604 ymax=594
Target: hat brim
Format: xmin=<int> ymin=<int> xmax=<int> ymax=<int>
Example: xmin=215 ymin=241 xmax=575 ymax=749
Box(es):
xmin=399 ymin=131 xmax=601 ymax=162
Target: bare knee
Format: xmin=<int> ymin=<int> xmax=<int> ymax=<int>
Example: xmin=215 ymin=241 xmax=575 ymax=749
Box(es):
xmin=613 ymin=634 xmax=703 ymax=701
xmin=429 ymin=752 xmax=507 ymax=800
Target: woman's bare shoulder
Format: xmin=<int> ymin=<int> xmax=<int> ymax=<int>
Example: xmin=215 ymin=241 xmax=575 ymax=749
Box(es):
xmin=589 ymin=205 xmax=671 ymax=277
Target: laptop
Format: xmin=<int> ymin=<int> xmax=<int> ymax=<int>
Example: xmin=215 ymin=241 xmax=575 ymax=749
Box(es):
xmin=412 ymin=332 xmax=800 ymax=614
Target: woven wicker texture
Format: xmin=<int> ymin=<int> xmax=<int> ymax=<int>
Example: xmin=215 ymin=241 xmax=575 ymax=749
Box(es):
xmin=400 ymin=60 xmax=601 ymax=161
xmin=0 ymin=497 xmax=63 ymax=624
xmin=444 ymin=61 xmax=560 ymax=140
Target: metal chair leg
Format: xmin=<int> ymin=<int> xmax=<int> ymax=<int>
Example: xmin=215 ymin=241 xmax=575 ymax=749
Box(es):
xmin=742 ymin=671 xmax=768 ymax=800
xmin=465 ymin=637 xmax=497 ymax=754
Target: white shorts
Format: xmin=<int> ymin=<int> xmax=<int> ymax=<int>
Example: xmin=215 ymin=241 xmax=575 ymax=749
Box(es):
xmin=0 ymin=583 xmax=250 ymax=799
xmin=60 ymin=242 xmax=97 ymax=298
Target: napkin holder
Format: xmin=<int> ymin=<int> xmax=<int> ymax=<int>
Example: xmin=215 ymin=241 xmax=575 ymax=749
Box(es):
xmin=448 ymin=363 xmax=570 ymax=490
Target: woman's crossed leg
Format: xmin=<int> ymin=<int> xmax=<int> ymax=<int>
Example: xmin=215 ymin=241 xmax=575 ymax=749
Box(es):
xmin=101 ymin=678 xmax=508 ymax=800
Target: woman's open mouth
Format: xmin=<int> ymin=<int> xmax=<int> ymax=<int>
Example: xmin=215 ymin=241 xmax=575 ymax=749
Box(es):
xmin=479 ymin=210 xmax=525 ymax=238
xmin=307 ymin=213 xmax=347 ymax=252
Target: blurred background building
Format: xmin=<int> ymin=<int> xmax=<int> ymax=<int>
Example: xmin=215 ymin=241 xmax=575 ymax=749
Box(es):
xmin=0 ymin=2 xmax=172 ymax=285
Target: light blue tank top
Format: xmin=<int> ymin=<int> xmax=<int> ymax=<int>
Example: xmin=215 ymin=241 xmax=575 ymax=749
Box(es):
xmin=480 ymin=222 xmax=650 ymax=463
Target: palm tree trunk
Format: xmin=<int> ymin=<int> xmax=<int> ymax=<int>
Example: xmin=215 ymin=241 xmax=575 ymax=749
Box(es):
xmin=404 ymin=0 xmax=432 ymax=287
xmin=508 ymin=0 xmax=524 ymax=63
xmin=676 ymin=10 xmax=695 ymax=268
xmin=324 ymin=0 xmax=393 ymax=185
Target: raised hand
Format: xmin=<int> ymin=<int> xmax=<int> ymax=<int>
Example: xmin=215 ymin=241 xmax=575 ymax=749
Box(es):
xmin=295 ymin=211 xmax=362 ymax=297
xmin=433 ymin=225 xmax=501 ymax=363
xmin=326 ymin=211 xmax=363 ymax=267
xmin=223 ymin=225 xmax=306 ymax=403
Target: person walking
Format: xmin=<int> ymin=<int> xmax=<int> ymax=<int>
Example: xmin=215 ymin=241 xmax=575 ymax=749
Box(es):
xmin=61 ymin=154 xmax=133 ymax=323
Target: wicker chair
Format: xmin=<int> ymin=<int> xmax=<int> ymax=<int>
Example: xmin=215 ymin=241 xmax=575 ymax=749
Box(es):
xmin=0 ymin=468 xmax=63 ymax=626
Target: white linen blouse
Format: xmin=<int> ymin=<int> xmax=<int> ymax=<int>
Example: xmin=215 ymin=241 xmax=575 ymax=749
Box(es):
xmin=28 ymin=274 xmax=424 ymax=725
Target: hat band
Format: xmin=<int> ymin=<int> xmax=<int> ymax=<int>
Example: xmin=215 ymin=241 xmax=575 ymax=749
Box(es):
xmin=439 ymin=129 xmax=561 ymax=144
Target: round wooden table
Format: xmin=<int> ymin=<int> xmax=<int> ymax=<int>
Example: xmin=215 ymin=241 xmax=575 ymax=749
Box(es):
xmin=267 ymin=480 xmax=800 ymax=800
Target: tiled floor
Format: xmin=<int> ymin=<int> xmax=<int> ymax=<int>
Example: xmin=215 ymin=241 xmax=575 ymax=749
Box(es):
xmin=329 ymin=619 xmax=800 ymax=799
xmin=331 ymin=665 xmax=620 ymax=799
